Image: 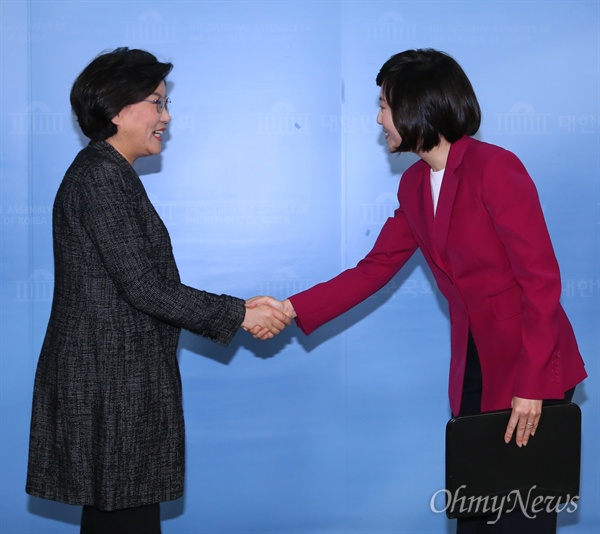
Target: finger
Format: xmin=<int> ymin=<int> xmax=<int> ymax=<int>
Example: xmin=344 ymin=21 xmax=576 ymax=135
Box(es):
xmin=245 ymin=296 xmax=266 ymax=308
xmin=270 ymin=318 xmax=287 ymax=331
xmin=262 ymin=328 xmax=275 ymax=339
xmin=516 ymin=422 xmax=527 ymax=447
xmin=518 ymin=421 xmax=532 ymax=447
xmin=520 ymin=420 xmax=536 ymax=446
xmin=277 ymin=311 xmax=292 ymax=326
xmin=252 ymin=327 xmax=270 ymax=339
xmin=270 ymin=309 xmax=290 ymax=325
xmin=520 ymin=408 xmax=542 ymax=445
xmin=514 ymin=409 xmax=533 ymax=447
xmin=504 ymin=412 xmax=519 ymax=444
xmin=261 ymin=318 xmax=284 ymax=334
xmin=262 ymin=297 xmax=285 ymax=312
xmin=529 ymin=413 xmax=541 ymax=437
xmin=516 ymin=414 xmax=539 ymax=447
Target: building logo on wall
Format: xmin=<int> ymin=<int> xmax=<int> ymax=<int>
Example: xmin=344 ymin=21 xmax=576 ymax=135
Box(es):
xmin=360 ymin=192 xmax=397 ymax=229
xmin=257 ymin=102 xmax=310 ymax=135
xmin=495 ymin=102 xmax=549 ymax=135
xmin=123 ymin=11 xmax=177 ymax=43
xmin=14 ymin=270 xmax=53 ymax=302
xmin=9 ymin=102 xmax=69 ymax=135
xmin=187 ymin=20 xmax=312 ymax=44
xmin=364 ymin=13 xmax=418 ymax=42
xmin=146 ymin=197 xmax=177 ymax=226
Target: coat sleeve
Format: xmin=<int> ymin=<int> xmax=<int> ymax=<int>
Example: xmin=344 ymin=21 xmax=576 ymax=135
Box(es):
xmin=79 ymin=162 xmax=245 ymax=346
xmin=480 ymin=149 xmax=567 ymax=399
xmin=290 ymin=205 xmax=418 ymax=335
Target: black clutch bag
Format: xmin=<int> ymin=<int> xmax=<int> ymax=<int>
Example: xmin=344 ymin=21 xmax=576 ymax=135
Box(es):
xmin=444 ymin=402 xmax=581 ymax=519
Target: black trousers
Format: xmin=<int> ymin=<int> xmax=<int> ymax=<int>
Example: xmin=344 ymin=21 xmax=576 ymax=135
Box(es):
xmin=80 ymin=503 xmax=161 ymax=534
xmin=456 ymin=332 xmax=574 ymax=534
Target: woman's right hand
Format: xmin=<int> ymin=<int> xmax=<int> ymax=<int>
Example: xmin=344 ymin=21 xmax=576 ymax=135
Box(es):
xmin=242 ymin=297 xmax=294 ymax=340
xmin=244 ymin=297 xmax=296 ymax=339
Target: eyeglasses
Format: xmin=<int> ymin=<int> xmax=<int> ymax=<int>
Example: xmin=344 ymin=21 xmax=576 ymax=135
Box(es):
xmin=143 ymin=97 xmax=171 ymax=114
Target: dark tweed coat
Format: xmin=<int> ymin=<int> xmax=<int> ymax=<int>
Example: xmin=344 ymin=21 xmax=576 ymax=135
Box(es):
xmin=26 ymin=141 xmax=246 ymax=511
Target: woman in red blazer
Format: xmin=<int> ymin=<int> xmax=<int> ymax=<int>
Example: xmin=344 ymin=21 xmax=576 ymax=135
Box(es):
xmin=249 ymin=49 xmax=586 ymax=532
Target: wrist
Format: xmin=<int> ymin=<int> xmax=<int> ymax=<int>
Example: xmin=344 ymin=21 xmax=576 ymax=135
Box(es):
xmin=283 ymin=298 xmax=297 ymax=319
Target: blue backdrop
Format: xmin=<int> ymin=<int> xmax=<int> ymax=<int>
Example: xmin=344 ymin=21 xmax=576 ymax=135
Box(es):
xmin=1 ymin=1 xmax=598 ymax=532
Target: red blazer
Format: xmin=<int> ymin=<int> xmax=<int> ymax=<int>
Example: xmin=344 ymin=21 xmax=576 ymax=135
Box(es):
xmin=290 ymin=136 xmax=586 ymax=416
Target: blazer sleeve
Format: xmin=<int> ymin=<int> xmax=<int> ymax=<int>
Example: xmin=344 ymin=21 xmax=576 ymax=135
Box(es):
xmin=481 ymin=149 xmax=567 ymax=398
xmin=79 ymin=162 xmax=245 ymax=345
xmin=290 ymin=205 xmax=418 ymax=335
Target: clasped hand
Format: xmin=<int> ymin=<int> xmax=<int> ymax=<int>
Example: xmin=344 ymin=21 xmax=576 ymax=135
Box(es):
xmin=242 ymin=296 xmax=296 ymax=340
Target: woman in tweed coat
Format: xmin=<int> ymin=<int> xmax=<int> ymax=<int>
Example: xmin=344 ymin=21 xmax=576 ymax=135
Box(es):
xmin=26 ymin=48 xmax=289 ymax=534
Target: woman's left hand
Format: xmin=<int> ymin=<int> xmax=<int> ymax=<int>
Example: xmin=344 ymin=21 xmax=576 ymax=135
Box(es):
xmin=504 ymin=396 xmax=543 ymax=447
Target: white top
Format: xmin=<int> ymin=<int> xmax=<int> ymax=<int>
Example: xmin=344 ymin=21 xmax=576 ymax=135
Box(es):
xmin=430 ymin=168 xmax=445 ymax=215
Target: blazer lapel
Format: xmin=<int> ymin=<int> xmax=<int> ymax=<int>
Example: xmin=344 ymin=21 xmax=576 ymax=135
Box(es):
xmin=420 ymin=166 xmax=435 ymax=236
xmin=433 ymin=166 xmax=459 ymax=256
xmin=432 ymin=136 xmax=470 ymax=261
xmin=410 ymin=163 xmax=447 ymax=270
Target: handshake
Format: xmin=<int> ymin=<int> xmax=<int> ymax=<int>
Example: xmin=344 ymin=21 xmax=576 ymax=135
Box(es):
xmin=241 ymin=296 xmax=297 ymax=340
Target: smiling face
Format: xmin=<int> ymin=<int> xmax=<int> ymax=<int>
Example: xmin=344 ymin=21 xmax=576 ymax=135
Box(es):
xmin=107 ymin=81 xmax=170 ymax=165
xmin=376 ymin=92 xmax=402 ymax=152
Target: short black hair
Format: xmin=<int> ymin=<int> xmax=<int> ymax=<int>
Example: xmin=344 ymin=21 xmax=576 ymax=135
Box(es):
xmin=376 ymin=49 xmax=481 ymax=153
xmin=70 ymin=47 xmax=173 ymax=141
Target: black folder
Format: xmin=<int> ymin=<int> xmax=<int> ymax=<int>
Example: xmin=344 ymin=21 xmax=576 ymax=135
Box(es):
xmin=444 ymin=402 xmax=581 ymax=519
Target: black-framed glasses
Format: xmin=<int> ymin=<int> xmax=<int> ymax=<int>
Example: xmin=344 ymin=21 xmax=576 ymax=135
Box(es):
xmin=143 ymin=97 xmax=171 ymax=114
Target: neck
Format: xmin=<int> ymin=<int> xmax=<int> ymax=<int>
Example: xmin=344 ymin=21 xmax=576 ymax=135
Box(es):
xmin=106 ymin=136 xmax=135 ymax=166
xmin=418 ymin=138 xmax=451 ymax=172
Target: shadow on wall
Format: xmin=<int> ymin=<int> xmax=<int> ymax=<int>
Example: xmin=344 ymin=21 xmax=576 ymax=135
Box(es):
xmin=27 ymin=495 xmax=185 ymax=527
xmin=28 ymin=497 xmax=80 ymax=528
xmin=178 ymin=248 xmax=445 ymax=365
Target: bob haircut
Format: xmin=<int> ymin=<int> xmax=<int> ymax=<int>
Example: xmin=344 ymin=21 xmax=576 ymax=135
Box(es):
xmin=376 ymin=49 xmax=481 ymax=153
xmin=70 ymin=47 xmax=173 ymax=141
